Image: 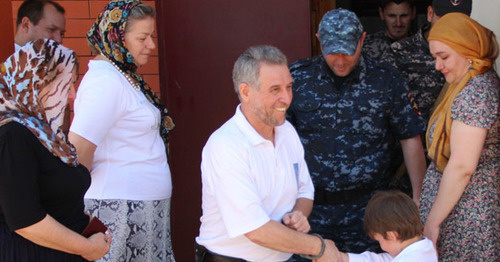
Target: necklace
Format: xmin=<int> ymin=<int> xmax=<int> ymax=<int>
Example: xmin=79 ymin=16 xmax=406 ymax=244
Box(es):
xmin=108 ymin=59 xmax=141 ymax=92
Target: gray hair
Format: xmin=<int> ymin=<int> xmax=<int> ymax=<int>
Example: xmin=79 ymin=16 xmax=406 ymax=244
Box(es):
xmin=232 ymin=45 xmax=288 ymax=98
xmin=125 ymin=4 xmax=155 ymax=32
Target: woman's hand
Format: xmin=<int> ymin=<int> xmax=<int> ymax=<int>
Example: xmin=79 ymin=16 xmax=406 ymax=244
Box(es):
xmin=81 ymin=231 xmax=111 ymax=261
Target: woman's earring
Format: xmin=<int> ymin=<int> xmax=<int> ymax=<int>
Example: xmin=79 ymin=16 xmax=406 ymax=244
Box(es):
xmin=468 ymin=60 xmax=472 ymax=70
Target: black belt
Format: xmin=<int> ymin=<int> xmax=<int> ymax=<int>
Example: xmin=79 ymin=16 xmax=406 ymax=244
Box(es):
xmin=195 ymin=241 xmax=246 ymax=262
xmin=314 ymin=188 xmax=376 ymax=205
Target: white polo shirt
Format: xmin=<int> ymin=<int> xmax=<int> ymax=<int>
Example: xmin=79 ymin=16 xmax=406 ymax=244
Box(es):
xmin=196 ymin=105 xmax=314 ymax=262
xmin=348 ymin=237 xmax=437 ymax=262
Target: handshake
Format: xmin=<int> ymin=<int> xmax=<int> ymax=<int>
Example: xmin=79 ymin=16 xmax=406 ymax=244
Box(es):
xmin=282 ymin=211 xmax=345 ymax=262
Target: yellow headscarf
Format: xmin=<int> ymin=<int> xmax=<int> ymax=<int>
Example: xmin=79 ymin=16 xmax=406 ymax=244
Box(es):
xmin=427 ymin=13 xmax=495 ymax=172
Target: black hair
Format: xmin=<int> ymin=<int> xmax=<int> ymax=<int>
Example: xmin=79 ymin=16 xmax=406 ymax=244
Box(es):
xmin=16 ymin=0 xmax=65 ymax=27
xmin=380 ymin=0 xmax=415 ymax=9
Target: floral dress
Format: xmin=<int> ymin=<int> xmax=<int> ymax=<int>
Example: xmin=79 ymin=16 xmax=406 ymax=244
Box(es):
xmin=420 ymin=69 xmax=499 ymax=261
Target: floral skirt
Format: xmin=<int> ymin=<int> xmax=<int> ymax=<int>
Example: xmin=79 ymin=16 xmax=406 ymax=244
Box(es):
xmin=85 ymin=198 xmax=175 ymax=262
xmin=420 ymin=163 xmax=499 ymax=261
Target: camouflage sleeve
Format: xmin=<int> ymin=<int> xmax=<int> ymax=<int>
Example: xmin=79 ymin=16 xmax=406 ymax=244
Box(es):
xmin=287 ymin=59 xmax=313 ymax=127
xmin=388 ymin=70 xmax=426 ymax=139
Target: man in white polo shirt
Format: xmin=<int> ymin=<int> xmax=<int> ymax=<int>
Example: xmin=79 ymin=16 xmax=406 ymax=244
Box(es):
xmin=195 ymin=45 xmax=341 ymax=262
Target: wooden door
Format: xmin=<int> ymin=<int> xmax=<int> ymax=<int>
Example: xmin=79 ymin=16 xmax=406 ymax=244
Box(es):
xmin=1 ymin=1 xmax=14 ymax=61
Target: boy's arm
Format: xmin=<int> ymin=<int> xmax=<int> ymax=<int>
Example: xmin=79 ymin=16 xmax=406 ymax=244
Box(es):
xmin=344 ymin=251 xmax=393 ymax=262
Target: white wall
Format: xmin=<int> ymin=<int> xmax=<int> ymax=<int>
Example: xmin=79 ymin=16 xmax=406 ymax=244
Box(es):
xmin=471 ymin=0 xmax=500 ymax=70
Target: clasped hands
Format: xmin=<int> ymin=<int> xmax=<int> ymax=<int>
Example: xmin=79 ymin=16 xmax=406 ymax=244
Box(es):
xmin=314 ymin=240 xmax=347 ymax=262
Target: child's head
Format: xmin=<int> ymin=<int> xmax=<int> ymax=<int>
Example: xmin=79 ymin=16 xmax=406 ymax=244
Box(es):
xmin=364 ymin=190 xmax=423 ymax=255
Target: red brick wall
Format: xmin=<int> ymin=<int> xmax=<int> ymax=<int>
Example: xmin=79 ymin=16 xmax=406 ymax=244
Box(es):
xmin=11 ymin=0 xmax=160 ymax=96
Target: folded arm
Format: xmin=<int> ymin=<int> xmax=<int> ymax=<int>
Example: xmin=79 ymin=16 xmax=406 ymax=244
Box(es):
xmin=16 ymin=214 xmax=110 ymax=261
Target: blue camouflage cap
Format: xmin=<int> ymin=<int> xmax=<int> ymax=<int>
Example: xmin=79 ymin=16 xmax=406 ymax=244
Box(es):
xmin=318 ymin=9 xmax=364 ymax=56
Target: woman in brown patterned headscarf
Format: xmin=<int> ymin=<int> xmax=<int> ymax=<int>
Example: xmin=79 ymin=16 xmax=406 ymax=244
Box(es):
xmin=68 ymin=1 xmax=175 ymax=261
xmin=0 ymin=39 xmax=110 ymax=261
xmin=419 ymin=13 xmax=499 ymax=261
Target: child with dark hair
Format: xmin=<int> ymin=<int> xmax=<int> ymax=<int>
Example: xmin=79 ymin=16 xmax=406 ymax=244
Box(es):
xmin=339 ymin=191 xmax=437 ymax=261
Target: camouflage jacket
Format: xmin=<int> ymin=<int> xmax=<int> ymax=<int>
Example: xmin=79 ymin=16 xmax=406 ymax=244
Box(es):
xmin=362 ymin=30 xmax=395 ymax=60
xmin=287 ymin=55 xmax=425 ymax=192
xmin=381 ymin=27 xmax=446 ymax=122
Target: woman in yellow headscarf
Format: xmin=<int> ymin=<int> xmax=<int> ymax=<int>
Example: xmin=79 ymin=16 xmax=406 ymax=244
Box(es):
xmin=419 ymin=13 xmax=499 ymax=261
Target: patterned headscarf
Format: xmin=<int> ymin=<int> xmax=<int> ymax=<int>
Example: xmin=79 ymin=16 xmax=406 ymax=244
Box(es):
xmin=0 ymin=39 xmax=79 ymax=166
xmin=426 ymin=13 xmax=495 ymax=172
xmin=87 ymin=0 xmax=175 ymax=149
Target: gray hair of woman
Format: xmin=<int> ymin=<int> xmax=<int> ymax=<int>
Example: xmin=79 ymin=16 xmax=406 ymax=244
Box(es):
xmin=125 ymin=3 xmax=155 ymax=31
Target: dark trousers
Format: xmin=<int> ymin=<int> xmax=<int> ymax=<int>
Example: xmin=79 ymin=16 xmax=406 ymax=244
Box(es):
xmin=194 ymin=241 xmax=246 ymax=262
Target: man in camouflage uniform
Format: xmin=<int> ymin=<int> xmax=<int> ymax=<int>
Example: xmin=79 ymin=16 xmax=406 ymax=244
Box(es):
xmin=287 ymin=9 xmax=427 ymax=254
xmin=363 ymin=0 xmax=416 ymax=60
xmin=381 ymin=0 xmax=473 ymax=122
